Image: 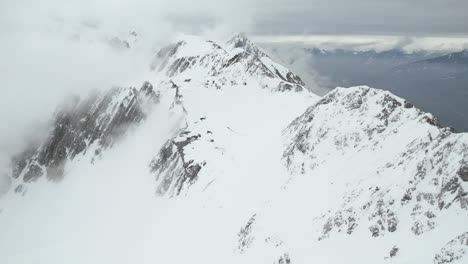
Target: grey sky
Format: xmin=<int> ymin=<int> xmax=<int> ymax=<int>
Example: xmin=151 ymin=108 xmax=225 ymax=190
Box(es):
xmin=143 ymin=0 xmax=468 ymax=37
xmin=4 ymin=0 xmax=465 ymax=37
xmin=248 ymin=0 xmax=468 ymax=36
xmin=0 ymin=0 xmax=467 ymax=179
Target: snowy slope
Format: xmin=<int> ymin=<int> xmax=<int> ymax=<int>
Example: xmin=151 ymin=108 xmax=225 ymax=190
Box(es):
xmin=151 ymin=33 xmax=306 ymax=92
xmin=236 ymin=86 xmax=468 ymax=263
xmin=8 ymin=82 xmax=159 ymax=193
xmin=0 ymin=35 xmax=466 ymax=264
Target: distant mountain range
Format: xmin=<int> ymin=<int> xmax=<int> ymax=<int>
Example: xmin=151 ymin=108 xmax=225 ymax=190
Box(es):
xmin=304 ymin=48 xmax=468 ymax=132
xmin=418 ymin=49 xmax=468 ymax=65
xmin=308 ymin=48 xmax=440 ymax=65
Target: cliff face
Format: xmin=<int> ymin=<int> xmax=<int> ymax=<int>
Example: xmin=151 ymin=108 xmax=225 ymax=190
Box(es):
xmin=151 ymin=34 xmax=306 ymax=92
xmin=10 ymin=82 xmax=159 ymax=190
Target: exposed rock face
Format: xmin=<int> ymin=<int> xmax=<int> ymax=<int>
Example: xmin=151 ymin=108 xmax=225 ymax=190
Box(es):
xmin=275 ymin=253 xmax=291 ymax=264
xmin=238 ymin=214 xmax=256 ymax=253
xmin=149 ymin=129 xmax=204 ymax=196
xmin=434 ymin=232 xmax=468 ymax=263
xmin=148 ymin=110 xmax=226 ymax=196
xmin=145 ymin=34 xmax=312 ymax=197
xmin=10 ymin=82 xmax=159 ymax=184
xmin=234 ymin=86 xmax=467 ymax=262
xmin=150 ymin=34 xmax=306 ymax=92
xmin=390 ymin=246 xmax=399 ymax=258
xmin=282 ymin=86 xmax=467 ymax=240
xmin=2 ymin=34 xmax=467 ymax=264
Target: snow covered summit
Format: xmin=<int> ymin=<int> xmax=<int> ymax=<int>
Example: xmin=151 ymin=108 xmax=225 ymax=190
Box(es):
xmin=151 ymin=34 xmax=306 ymax=92
xmin=0 ymin=34 xmax=467 ymax=264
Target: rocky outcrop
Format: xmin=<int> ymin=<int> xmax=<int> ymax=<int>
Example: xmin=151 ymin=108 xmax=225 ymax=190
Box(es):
xmin=149 ymin=130 xmax=204 ymax=196
xmin=150 ymin=34 xmax=306 ymax=92
xmin=282 ymin=86 xmax=468 ymax=240
xmin=238 ymin=214 xmax=256 ymax=253
xmin=434 ymin=232 xmax=468 ymax=263
xmin=10 ymin=82 xmax=159 ymax=184
xmin=148 ymin=106 xmax=226 ymax=196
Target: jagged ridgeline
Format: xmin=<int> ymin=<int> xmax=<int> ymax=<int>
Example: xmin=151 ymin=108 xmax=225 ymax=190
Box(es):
xmin=10 ymin=82 xmax=159 ymax=187
xmin=2 ymin=34 xmax=468 ymax=263
xmin=151 ymin=34 xmax=306 ymax=92
xmin=235 ymin=86 xmax=468 ymax=263
xmin=283 ymin=87 xmax=468 ymax=238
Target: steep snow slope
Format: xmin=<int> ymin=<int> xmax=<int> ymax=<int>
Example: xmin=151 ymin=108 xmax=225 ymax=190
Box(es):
xmin=237 ymin=86 xmax=468 ymax=263
xmin=0 ymin=35 xmax=466 ymax=264
xmin=7 ymin=82 xmax=160 ymax=193
xmin=151 ymin=34 xmax=306 ymax=92
xmin=0 ymin=35 xmax=318 ymax=264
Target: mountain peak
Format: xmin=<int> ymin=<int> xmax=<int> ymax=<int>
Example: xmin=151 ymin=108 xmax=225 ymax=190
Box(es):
xmin=226 ymin=33 xmax=265 ymax=55
xmin=151 ymin=34 xmax=307 ymax=92
xmin=413 ymin=48 xmax=468 ymax=65
xmin=2 ymin=32 xmax=468 ymax=264
xmin=227 ymin=33 xmax=250 ymax=48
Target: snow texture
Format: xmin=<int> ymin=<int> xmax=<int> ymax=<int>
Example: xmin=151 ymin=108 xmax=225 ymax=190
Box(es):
xmin=0 ymin=34 xmax=466 ymax=264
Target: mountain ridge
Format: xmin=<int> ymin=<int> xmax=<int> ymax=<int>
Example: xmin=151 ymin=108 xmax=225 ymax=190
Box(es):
xmin=0 ymin=34 xmax=467 ymax=264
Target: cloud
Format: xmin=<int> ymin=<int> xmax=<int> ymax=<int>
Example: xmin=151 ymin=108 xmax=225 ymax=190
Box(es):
xmin=253 ymin=35 xmax=468 ymax=52
xmin=0 ymin=0 xmax=254 ymax=186
xmin=260 ymin=43 xmax=332 ymax=95
xmin=1 ymin=0 xmax=467 ymax=186
xmin=248 ymin=0 xmax=468 ymax=36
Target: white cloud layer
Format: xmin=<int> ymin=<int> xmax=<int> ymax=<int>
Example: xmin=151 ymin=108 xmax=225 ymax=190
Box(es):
xmin=254 ymin=35 xmax=468 ymax=52
xmin=0 ymin=0 xmax=252 ymax=177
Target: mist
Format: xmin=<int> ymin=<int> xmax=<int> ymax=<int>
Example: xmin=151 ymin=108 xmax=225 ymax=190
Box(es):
xmin=0 ymin=0 xmax=255 ymax=191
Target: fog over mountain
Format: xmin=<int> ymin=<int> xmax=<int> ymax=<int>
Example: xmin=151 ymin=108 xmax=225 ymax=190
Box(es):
xmin=1 ymin=1 xmax=467 ymax=264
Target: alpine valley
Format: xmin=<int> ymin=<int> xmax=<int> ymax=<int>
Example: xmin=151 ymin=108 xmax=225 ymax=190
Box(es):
xmin=0 ymin=34 xmax=467 ymax=264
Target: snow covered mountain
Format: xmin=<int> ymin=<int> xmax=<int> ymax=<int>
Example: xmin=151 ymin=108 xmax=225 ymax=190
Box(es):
xmin=242 ymin=86 xmax=468 ymax=263
xmin=8 ymin=82 xmax=159 ymax=191
xmin=266 ymin=45 xmax=467 ymax=132
xmin=0 ymin=34 xmax=466 ymax=264
xmin=411 ymin=49 xmax=468 ymax=67
xmin=151 ymin=34 xmax=306 ymax=92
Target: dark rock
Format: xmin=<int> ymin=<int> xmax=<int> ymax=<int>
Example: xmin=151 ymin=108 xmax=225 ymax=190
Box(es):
xmin=390 ymin=246 xmax=399 ymax=258
xmin=238 ymin=214 xmax=256 ymax=253
xmin=404 ymin=101 xmax=414 ymax=108
xmin=223 ymin=53 xmax=243 ymax=68
xmin=457 ymin=166 xmax=468 ymax=182
xmin=23 ymin=164 xmax=43 ymax=182
xmin=185 ymin=163 xmax=201 ymax=180
xmin=388 ymin=215 xmax=398 ymax=232
xmin=319 ymin=208 xmax=358 ymax=240
xmin=12 ymin=82 xmax=158 ymax=183
xmin=434 ymin=232 xmax=468 ymax=264
xmin=14 ymin=184 xmax=24 ymax=193
xmin=422 ymin=115 xmax=440 ymax=127
xmin=411 ymin=220 xmax=435 ymax=235
xmin=150 ymin=130 xmax=204 ymax=196
xmin=425 ymin=211 xmax=436 ymax=219
xmin=402 ymin=192 xmax=412 ymax=203
xmin=277 ymin=253 xmax=291 ymax=264
xmin=370 ymin=225 xmax=380 ymax=237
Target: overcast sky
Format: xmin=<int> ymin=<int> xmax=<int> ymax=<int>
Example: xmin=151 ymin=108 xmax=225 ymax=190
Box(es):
xmin=151 ymin=0 xmax=468 ymax=39
xmin=248 ymin=0 xmax=468 ymax=36
xmin=1 ymin=0 xmax=467 ymax=167
xmin=3 ymin=0 xmax=468 ymax=37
